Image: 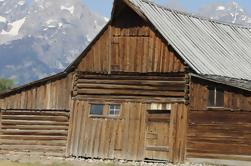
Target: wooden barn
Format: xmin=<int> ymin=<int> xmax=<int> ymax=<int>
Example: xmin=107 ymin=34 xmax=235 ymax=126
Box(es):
xmin=0 ymin=0 xmax=251 ymax=164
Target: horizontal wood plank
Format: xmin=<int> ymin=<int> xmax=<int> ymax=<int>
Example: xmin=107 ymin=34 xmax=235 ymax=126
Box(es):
xmin=0 ymin=109 xmax=70 ymax=157
xmin=188 ymin=110 xmax=251 ymax=158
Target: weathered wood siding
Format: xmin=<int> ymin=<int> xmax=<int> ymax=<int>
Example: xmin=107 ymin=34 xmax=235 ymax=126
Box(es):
xmin=189 ymin=78 xmax=251 ymax=111
xmin=68 ymin=100 xmax=147 ymax=160
xmin=0 ymin=109 xmax=69 ymax=157
xmin=77 ymin=5 xmax=185 ymax=73
xmin=188 ymin=77 xmax=251 ymax=161
xmin=72 ymin=73 xmax=186 ymax=103
xmin=187 ymin=110 xmax=251 ymax=161
xmin=0 ymin=73 xmax=73 ymax=110
xmin=67 ymin=101 xmax=187 ymax=163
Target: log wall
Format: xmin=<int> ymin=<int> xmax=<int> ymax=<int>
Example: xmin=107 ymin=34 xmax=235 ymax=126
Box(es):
xmin=187 ymin=110 xmax=251 ymax=161
xmin=0 ymin=109 xmax=70 ymax=157
xmin=72 ymin=73 xmax=186 ymax=102
xmin=0 ymin=73 xmax=73 ymax=110
xmin=77 ymin=6 xmax=185 ymax=73
xmin=67 ymin=100 xmax=187 ymax=163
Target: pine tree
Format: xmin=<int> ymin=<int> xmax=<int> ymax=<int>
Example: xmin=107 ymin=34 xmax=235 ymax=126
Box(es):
xmin=0 ymin=78 xmax=15 ymax=93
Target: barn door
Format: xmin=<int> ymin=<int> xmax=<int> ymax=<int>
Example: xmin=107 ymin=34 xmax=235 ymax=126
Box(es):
xmin=144 ymin=104 xmax=171 ymax=161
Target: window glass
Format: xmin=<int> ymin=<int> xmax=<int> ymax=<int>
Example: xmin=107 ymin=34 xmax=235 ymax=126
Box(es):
xmin=207 ymin=87 xmax=224 ymax=107
xmin=216 ymin=88 xmax=224 ymax=107
xmin=208 ymin=87 xmax=215 ymax=107
xmin=150 ymin=103 xmax=171 ymax=110
xmin=90 ymin=104 xmax=104 ymax=115
xmin=109 ymin=104 xmax=121 ymax=116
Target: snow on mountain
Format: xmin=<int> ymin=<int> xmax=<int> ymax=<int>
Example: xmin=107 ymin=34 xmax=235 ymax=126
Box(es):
xmin=1 ymin=17 xmax=26 ymax=36
xmin=0 ymin=0 xmax=107 ymax=85
xmin=197 ymin=1 xmax=251 ymax=26
xmin=18 ymin=1 xmax=25 ymax=6
xmin=0 ymin=16 xmax=6 ymax=23
xmin=216 ymin=6 xmax=225 ymax=11
xmin=60 ymin=5 xmax=75 ymax=14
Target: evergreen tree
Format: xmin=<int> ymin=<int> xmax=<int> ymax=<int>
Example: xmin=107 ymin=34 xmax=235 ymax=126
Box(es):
xmin=0 ymin=78 xmax=15 ymax=93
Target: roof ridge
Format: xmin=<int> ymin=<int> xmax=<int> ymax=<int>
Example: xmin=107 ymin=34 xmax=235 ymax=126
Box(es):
xmin=139 ymin=0 xmax=251 ymax=29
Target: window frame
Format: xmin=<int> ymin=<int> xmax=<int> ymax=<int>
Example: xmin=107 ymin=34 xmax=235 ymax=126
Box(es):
xmin=207 ymin=86 xmax=224 ymax=108
xmin=89 ymin=102 xmax=122 ymax=118
xmin=89 ymin=104 xmax=105 ymax=116
xmin=149 ymin=103 xmax=171 ymax=111
xmin=108 ymin=104 xmax=121 ymax=116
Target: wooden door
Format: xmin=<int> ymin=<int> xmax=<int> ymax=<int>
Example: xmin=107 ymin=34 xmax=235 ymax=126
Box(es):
xmin=144 ymin=109 xmax=171 ymax=161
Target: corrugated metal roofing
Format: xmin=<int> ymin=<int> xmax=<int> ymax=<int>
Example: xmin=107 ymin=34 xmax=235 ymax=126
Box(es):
xmin=129 ymin=0 xmax=251 ymax=80
xmin=191 ymin=74 xmax=251 ymax=92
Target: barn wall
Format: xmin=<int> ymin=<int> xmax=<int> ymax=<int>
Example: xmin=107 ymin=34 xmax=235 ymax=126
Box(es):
xmin=0 ymin=109 xmax=70 ymax=157
xmin=0 ymin=73 xmax=73 ymax=110
xmin=187 ymin=110 xmax=251 ymax=161
xmin=66 ymin=72 xmax=188 ymax=162
xmin=72 ymin=72 xmax=187 ymax=102
xmin=77 ymin=5 xmax=185 ymax=73
xmin=0 ymin=73 xmax=73 ymax=157
xmin=189 ymin=78 xmax=251 ymax=111
xmin=67 ymin=100 xmax=187 ymax=162
xmin=67 ymin=100 xmax=147 ymax=160
xmin=187 ymin=77 xmax=251 ymax=161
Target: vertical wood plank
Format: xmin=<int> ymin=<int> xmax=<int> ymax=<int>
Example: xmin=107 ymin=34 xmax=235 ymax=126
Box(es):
xmin=108 ymin=25 xmax=112 ymax=74
xmin=66 ymin=100 xmax=75 ymax=156
xmin=170 ymin=103 xmax=187 ymax=163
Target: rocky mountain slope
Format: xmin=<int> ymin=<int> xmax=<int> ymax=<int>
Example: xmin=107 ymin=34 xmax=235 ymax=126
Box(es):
xmin=0 ymin=0 xmax=250 ymax=85
xmin=197 ymin=1 xmax=251 ymax=26
xmin=0 ymin=0 xmax=107 ymax=85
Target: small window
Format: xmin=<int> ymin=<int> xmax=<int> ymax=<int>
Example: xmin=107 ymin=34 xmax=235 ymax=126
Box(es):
xmin=147 ymin=103 xmax=171 ymax=122
xmin=89 ymin=103 xmax=122 ymax=117
xmin=109 ymin=104 xmax=121 ymax=116
xmin=90 ymin=104 xmax=104 ymax=115
xmin=208 ymin=87 xmax=224 ymax=107
xmin=150 ymin=103 xmax=171 ymax=110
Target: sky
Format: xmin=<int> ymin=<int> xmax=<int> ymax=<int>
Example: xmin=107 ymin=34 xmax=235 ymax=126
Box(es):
xmin=83 ymin=0 xmax=251 ymax=17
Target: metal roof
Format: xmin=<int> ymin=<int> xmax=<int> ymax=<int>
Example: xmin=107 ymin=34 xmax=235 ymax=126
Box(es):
xmin=191 ymin=74 xmax=251 ymax=92
xmin=129 ymin=0 xmax=251 ymax=80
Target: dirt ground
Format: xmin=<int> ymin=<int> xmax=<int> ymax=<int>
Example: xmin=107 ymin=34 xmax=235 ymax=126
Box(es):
xmin=0 ymin=160 xmax=221 ymax=166
xmin=0 ymin=155 xmax=222 ymax=166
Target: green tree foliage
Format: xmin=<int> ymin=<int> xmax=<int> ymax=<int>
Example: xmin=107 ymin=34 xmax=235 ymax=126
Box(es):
xmin=0 ymin=78 xmax=15 ymax=93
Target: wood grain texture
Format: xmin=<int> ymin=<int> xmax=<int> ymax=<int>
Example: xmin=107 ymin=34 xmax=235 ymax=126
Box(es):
xmin=144 ymin=109 xmax=171 ymax=161
xmin=73 ymin=73 xmax=186 ymax=101
xmin=0 ymin=73 xmax=73 ymax=110
xmin=67 ymin=101 xmax=147 ymax=160
xmin=0 ymin=109 xmax=70 ymax=156
xmin=77 ymin=5 xmax=185 ymax=74
xmin=190 ymin=78 xmax=251 ymax=111
xmin=187 ymin=110 xmax=251 ymax=159
xmin=170 ymin=104 xmax=187 ymax=163
xmin=67 ymin=101 xmax=187 ymax=163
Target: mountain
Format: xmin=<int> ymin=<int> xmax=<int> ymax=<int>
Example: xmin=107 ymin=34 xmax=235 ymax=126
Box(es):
xmin=197 ymin=1 xmax=251 ymax=26
xmin=1 ymin=0 xmax=251 ymax=85
xmin=0 ymin=0 xmax=107 ymax=85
